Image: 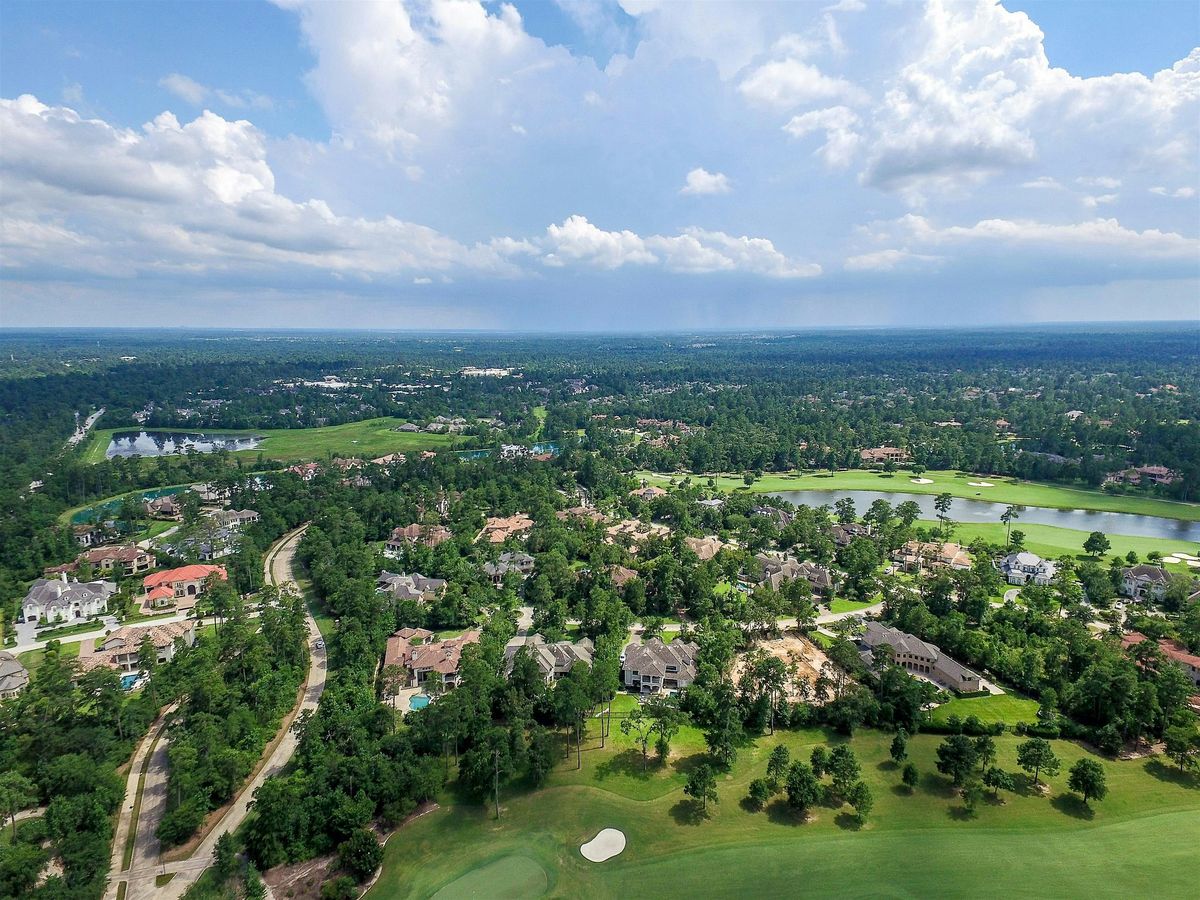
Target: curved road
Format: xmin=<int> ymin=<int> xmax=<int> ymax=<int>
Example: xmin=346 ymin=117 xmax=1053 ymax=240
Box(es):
xmin=109 ymin=526 xmax=325 ymax=900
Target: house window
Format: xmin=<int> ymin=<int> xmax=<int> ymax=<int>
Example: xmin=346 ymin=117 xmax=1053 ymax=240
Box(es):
xmin=666 ymin=665 xmax=678 ymax=673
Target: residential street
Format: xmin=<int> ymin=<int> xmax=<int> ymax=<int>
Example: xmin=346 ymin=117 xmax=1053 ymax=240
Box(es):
xmin=107 ymin=526 xmax=326 ymax=900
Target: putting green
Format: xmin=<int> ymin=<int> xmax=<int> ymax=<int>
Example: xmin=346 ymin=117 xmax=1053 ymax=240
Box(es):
xmin=429 ymin=854 xmax=548 ymax=899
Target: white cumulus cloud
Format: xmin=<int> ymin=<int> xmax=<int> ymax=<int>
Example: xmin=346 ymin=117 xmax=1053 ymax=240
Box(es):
xmin=680 ymin=167 xmax=732 ymax=195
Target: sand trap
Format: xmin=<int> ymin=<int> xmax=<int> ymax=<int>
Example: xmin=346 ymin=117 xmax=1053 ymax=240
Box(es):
xmin=910 ymin=478 xmax=934 ymax=484
xmin=1174 ymin=552 xmax=1198 ymax=560
xmin=581 ymin=828 xmax=626 ymax=863
xmin=967 ymin=481 xmax=994 ymax=487
xmin=1188 ymin=561 xmax=1200 ymax=569
xmin=1161 ymin=556 xmax=1182 ymax=564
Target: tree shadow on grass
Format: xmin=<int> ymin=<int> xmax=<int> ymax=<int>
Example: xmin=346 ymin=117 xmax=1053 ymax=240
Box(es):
xmin=876 ymin=759 xmax=898 ymax=772
xmin=594 ymin=749 xmax=657 ymax=783
xmin=740 ymin=796 xmax=766 ymax=814
xmin=669 ymin=799 xmax=709 ymax=826
xmin=890 ymin=784 xmax=916 ymax=798
xmin=1013 ymin=774 xmax=1048 ymax=798
xmin=946 ymin=804 xmax=977 ymax=822
xmin=1143 ymin=758 xmax=1199 ymax=790
xmin=835 ymin=812 xmax=864 ymax=831
xmin=922 ymin=771 xmax=958 ymax=799
xmin=1051 ymin=793 xmax=1095 ymax=821
xmin=764 ymin=798 xmax=812 ymax=826
xmin=670 ymin=752 xmax=709 ymax=778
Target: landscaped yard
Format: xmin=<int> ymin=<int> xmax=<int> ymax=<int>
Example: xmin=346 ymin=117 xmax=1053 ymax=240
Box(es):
xmin=928 ymin=693 xmax=1041 ymax=727
xmin=637 ymin=468 xmax=1200 ymax=521
xmin=367 ymin=721 xmax=1200 ymax=899
xmin=18 ymin=639 xmax=83 ymax=671
xmin=81 ymin=417 xmax=458 ymax=465
xmin=828 ymin=597 xmax=877 ymax=615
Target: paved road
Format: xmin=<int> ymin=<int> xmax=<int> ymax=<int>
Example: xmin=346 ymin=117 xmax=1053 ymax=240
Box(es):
xmin=110 ymin=526 xmax=326 ymax=900
xmin=105 ymin=702 xmax=179 ymax=899
xmin=67 ymin=407 xmax=105 ymax=447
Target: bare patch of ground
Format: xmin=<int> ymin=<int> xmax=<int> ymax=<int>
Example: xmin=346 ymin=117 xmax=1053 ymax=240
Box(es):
xmin=734 ymin=633 xmax=845 ymax=703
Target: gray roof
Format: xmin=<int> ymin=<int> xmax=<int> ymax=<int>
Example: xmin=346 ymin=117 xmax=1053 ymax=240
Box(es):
xmin=25 ymin=577 xmax=115 ymax=611
xmin=861 ymin=622 xmax=979 ymax=686
xmin=504 ymin=633 xmax=594 ymax=678
xmin=483 ymin=552 xmax=535 ymax=577
xmin=376 ymin=570 xmax=447 ymax=601
xmin=622 ymin=638 xmax=699 ymax=681
xmin=0 ymin=651 xmax=30 ymax=694
xmin=1123 ymin=564 xmax=1169 ymax=583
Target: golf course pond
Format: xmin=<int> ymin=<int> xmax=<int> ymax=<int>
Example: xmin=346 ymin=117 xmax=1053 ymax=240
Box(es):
xmin=769 ymin=489 xmax=1200 ymax=543
xmin=105 ymin=430 xmax=262 ymax=458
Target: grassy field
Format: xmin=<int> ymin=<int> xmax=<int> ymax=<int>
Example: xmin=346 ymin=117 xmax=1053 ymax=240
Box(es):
xmin=82 ymin=418 xmax=456 ymax=464
xmin=638 ymin=468 xmax=1200 ymax=521
xmin=828 ymin=598 xmax=878 ymax=615
xmin=929 ymin=693 xmax=1041 ymax=727
xmin=368 ymin=717 xmax=1200 ymax=899
xmin=18 ymin=639 xmax=83 ymax=671
xmin=931 ymin=520 xmax=1200 ymax=576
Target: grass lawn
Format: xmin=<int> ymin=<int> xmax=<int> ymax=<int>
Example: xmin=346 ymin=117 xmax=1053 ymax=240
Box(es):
xmin=19 ymin=639 xmax=82 ymax=671
xmin=828 ymin=598 xmax=877 ymax=615
xmin=929 ymin=693 xmax=1042 ymax=727
xmin=531 ymin=405 xmax=547 ymax=441
xmin=637 ymin=468 xmax=1200 ymax=522
xmin=82 ymin=417 xmax=457 ymax=465
xmin=934 ymin=520 xmax=1200 ymax=576
xmin=369 ymin=722 xmax=1200 ymax=900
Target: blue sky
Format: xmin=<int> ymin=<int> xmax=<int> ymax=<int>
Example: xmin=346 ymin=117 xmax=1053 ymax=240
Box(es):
xmin=1 ymin=0 xmax=1197 ymax=329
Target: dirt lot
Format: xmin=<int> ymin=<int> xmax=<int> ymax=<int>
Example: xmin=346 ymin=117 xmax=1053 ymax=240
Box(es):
xmin=734 ymin=633 xmax=844 ymax=703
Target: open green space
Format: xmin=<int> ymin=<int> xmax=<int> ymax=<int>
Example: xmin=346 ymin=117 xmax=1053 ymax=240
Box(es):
xmin=19 ymin=639 xmax=83 ymax=672
xmin=828 ymin=598 xmax=878 ymax=615
xmin=928 ymin=693 xmax=1041 ymax=727
xmin=82 ymin=417 xmax=457 ymax=465
xmin=637 ymin=468 xmax=1200 ymax=521
xmin=429 ymin=854 xmax=549 ymax=900
xmin=368 ymin=722 xmax=1200 ymax=900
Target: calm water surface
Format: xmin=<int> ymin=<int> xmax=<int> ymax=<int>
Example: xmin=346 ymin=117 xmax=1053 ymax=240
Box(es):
xmin=769 ymin=489 xmax=1200 ymax=543
xmin=106 ymin=430 xmax=262 ymax=458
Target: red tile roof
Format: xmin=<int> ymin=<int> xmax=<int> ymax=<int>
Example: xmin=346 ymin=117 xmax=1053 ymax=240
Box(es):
xmin=143 ymin=564 xmax=227 ymax=588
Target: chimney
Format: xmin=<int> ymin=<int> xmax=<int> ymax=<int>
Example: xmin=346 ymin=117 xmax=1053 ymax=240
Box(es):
xmin=61 ymin=571 xmax=69 ymax=584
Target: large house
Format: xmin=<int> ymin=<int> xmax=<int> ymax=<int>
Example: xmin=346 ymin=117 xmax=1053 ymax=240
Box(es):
xmin=73 ymin=524 xmax=110 ymax=548
xmin=608 ymin=565 xmax=639 ymax=588
xmin=376 ymin=570 xmax=447 ymax=603
xmin=477 ymin=513 xmax=535 ymax=544
xmin=753 ymin=552 xmax=835 ymax=595
xmin=78 ymin=621 xmax=196 ymax=673
xmin=0 ymin=651 xmax=30 ymax=699
xmin=996 ymin=551 xmax=1058 ymax=586
xmin=144 ymin=496 xmax=182 ymax=520
xmin=860 ymin=446 xmax=911 ymax=465
xmin=859 ymin=622 xmax=982 ymax=693
xmin=604 ymin=519 xmax=671 ymax=552
xmin=482 ymin=551 xmax=536 ymax=585
xmin=206 ymin=509 xmax=260 ymax=529
xmin=142 ymin=564 xmax=227 ymax=611
xmin=383 ymin=628 xmax=481 ymax=689
xmin=684 ymin=535 xmax=729 ymax=561
xmin=1121 ymin=565 xmax=1170 ymax=602
xmin=1121 ymin=632 xmax=1200 ymax=688
xmin=385 ymin=523 xmax=453 ymax=553
xmin=832 ymin=522 xmax=872 ymax=548
xmin=46 ymin=544 xmax=157 ymax=578
xmin=1106 ymin=465 xmax=1178 ymax=487
xmin=892 ymin=541 xmax=972 ymax=574
xmin=22 ymin=574 xmax=115 ymax=624
xmin=504 ymin=634 xmax=595 ymax=682
xmin=621 ymin=638 xmax=700 ymax=694
xmin=629 ymin=485 xmax=668 ymax=502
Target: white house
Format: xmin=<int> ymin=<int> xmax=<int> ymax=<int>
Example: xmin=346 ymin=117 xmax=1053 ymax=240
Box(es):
xmin=1121 ymin=565 xmax=1170 ymax=602
xmin=22 ymin=574 xmax=115 ymax=624
xmin=996 ymin=551 xmax=1058 ymax=586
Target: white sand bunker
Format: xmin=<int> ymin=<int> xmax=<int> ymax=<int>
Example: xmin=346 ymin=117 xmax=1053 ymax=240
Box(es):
xmin=1188 ymin=561 xmax=1200 ymax=569
xmin=968 ymin=481 xmax=995 ymax=487
xmin=911 ymin=478 xmax=934 ymax=484
xmin=1174 ymin=552 xmax=1198 ymax=560
xmin=581 ymin=828 xmax=626 ymax=863
xmin=1162 ymin=556 xmax=1182 ymax=564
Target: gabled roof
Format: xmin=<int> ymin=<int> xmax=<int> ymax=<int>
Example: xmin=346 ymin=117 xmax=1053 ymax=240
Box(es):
xmin=143 ymin=564 xmax=227 ymax=587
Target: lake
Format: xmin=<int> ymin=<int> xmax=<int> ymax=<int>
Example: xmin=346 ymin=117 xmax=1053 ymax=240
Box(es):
xmin=105 ymin=430 xmax=262 ymax=458
xmin=769 ymin=489 xmax=1200 ymax=543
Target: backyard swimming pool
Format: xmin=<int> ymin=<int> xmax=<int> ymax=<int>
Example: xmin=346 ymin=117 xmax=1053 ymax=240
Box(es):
xmin=409 ymin=694 xmax=431 ymax=711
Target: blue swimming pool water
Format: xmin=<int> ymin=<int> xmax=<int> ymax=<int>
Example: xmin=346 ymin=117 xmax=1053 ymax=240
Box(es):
xmin=121 ymin=673 xmax=140 ymax=690
xmin=409 ymin=694 xmax=431 ymax=710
